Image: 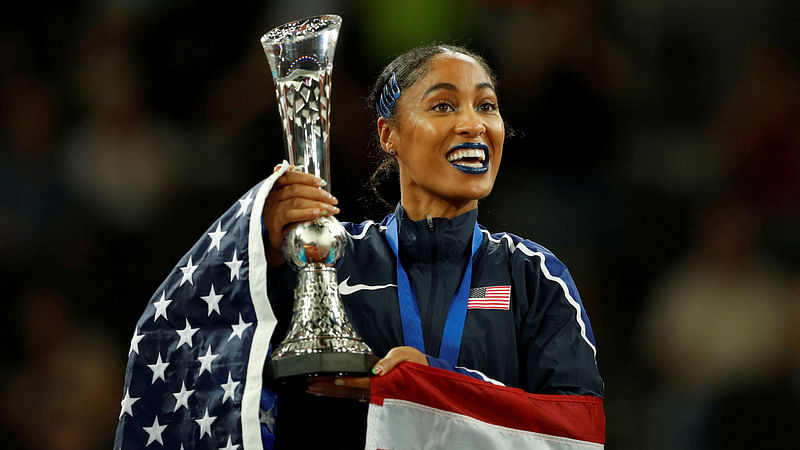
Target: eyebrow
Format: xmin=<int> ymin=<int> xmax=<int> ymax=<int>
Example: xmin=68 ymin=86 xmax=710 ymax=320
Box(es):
xmin=421 ymin=82 xmax=496 ymax=99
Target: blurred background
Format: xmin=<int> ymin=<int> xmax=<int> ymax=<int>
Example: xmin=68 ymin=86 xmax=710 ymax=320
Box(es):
xmin=1 ymin=0 xmax=799 ymax=448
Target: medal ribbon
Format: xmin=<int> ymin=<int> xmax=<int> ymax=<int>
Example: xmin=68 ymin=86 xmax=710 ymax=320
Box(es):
xmin=385 ymin=213 xmax=483 ymax=367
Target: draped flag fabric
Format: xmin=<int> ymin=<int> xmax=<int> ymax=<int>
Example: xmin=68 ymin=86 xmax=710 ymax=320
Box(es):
xmin=367 ymin=363 xmax=605 ymax=450
xmin=114 ymin=165 xmax=290 ymax=450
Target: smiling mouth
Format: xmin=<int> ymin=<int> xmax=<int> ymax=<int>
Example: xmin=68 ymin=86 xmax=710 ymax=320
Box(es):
xmin=446 ymin=143 xmax=489 ymax=174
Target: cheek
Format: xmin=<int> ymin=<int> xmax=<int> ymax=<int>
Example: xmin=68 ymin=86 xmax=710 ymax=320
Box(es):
xmin=488 ymin=118 xmax=505 ymax=152
xmin=399 ymin=115 xmax=438 ymax=150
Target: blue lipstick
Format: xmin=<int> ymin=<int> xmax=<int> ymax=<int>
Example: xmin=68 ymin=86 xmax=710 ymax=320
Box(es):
xmin=447 ymin=142 xmax=489 ymax=175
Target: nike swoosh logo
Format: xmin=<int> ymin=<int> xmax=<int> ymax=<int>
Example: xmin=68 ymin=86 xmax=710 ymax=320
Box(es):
xmin=338 ymin=276 xmax=396 ymax=296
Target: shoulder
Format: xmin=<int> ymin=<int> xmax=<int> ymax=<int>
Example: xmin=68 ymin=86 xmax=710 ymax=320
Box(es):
xmin=342 ymin=220 xmax=386 ymax=240
xmin=479 ymin=226 xmax=568 ymax=274
xmin=481 ymin=226 xmax=597 ymax=354
xmin=341 ymin=220 xmax=390 ymax=258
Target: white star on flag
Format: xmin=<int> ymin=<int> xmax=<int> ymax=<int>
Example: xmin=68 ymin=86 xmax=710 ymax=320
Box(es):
xmin=179 ymin=256 xmax=199 ymax=286
xmin=147 ymin=352 xmax=169 ymax=384
xmin=220 ymin=435 xmax=240 ymax=450
xmin=228 ymin=314 xmax=252 ymax=341
xmin=224 ymin=250 xmax=242 ymax=282
xmin=198 ymin=346 xmax=219 ymax=376
xmin=195 ymin=407 xmax=217 ymax=439
xmin=129 ymin=328 xmax=145 ymax=355
xmin=207 ymin=222 xmax=227 ymax=253
xmin=201 ymin=284 xmax=223 ymax=316
xmin=172 ymin=381 xmax=195 ymax=412
xmin=119 ymin=388 xmax=140 ymax=418
xmin=260 ymin=406 xmax=276 ymax=434
xmin=175 ymin=319 xmax=199 ymax=348
xmin=235 ymin=192 xmax=253 ymax=218
xmin=152 ymin=292 xmax=172 ymax=322
xmin=221 ymin=372 xmax=240 ymax=403
xmin=143 ymin=415 xmax=167 ymax=446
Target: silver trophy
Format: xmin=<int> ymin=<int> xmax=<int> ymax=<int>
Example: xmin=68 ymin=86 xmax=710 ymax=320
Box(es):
xmin=260 ymin=15 xmax=378 ymax=385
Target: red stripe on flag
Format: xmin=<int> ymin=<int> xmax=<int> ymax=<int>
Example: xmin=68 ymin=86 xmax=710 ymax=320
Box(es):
xmin=370 ymin=363 xmax=605 ymax=445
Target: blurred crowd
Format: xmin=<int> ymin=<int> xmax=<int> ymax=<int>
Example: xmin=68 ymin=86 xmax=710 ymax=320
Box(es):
xmin=1 ymin=1 xmax=799 ymax=448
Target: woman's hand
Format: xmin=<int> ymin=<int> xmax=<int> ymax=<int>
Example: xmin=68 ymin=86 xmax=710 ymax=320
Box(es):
xmin=305 ymin=346 xmax=429 ymax=401
xmin=263 ymin=166 xmax=339 ymax=266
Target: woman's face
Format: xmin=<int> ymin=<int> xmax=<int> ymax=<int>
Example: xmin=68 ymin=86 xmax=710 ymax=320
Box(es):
xmin=380 ymin=52 xmax=505 ymax=219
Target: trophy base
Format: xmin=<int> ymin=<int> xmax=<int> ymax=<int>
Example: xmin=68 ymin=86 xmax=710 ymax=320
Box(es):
xmin=264 ymin=352 xmax=380 ymax=387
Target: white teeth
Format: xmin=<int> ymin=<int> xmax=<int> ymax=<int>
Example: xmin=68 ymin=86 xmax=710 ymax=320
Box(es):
xmin=454 ymin=161 xmax=484 ymax=168
xmin=446 ymin=148 xmax=486 ymax=162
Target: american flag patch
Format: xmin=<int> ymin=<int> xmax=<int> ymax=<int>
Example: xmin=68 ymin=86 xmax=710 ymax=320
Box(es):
xmin=467 ymin=286 xmax=512 ymax=310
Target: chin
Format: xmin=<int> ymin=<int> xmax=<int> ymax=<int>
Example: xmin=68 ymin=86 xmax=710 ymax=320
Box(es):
xmin=453 ymin=184 xmax=493 ymax=202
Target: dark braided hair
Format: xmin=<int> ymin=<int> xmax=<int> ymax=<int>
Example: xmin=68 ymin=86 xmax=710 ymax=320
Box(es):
xmin=365 ymin=44 xmax=498 ymax=212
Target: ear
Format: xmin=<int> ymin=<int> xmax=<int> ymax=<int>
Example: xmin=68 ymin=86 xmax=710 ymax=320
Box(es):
xmin=377 ymin=117 xmax=395 ymax=153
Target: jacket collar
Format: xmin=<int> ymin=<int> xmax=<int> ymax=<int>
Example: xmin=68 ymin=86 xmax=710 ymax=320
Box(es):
xmin=393 ymin=204 xmax=478 ymax=263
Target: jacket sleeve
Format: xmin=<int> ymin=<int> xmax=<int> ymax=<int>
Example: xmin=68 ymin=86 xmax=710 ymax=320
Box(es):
xmin=513 ymin=242 xmax=604 ymax=397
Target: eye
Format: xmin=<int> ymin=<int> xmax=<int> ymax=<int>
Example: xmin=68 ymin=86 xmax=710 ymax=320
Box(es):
xmin=477 ymin=101 xmax=498 ymax=112
xmin=431 ymin=101 xmax=455 ymax=112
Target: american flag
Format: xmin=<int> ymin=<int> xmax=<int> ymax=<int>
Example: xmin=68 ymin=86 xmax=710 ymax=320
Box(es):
xmin=467 ymin=286 xmax=512 ymax=310
xmin=115 ymin=166 xmax=288 ymax=450
xmin=367 ymin=363 xmax=605 ymax=449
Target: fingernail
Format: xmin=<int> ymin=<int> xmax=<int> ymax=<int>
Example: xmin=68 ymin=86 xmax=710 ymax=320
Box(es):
xmin=318 ymin=179 xmax=328 ymax=187
xmin=329 ymin=194 xmax=339 ymax=204
xmin=371 ymin=366 xmax=383 ymax=376
xmin=334 ymin=378 xmax=344 ymax=386
xmin=331 ymin=206 xmax=340 ymax=214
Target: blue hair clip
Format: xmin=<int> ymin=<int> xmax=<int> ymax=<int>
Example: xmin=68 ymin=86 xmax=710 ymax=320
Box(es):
xmin=388 ymin=72 xmax=401 ymax=99
xmin=377 ymin=72 xmax=402 ymax=118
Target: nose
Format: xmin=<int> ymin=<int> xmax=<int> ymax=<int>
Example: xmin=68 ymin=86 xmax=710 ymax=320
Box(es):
xmin=453 ymin=109 xmax=486 ymax=136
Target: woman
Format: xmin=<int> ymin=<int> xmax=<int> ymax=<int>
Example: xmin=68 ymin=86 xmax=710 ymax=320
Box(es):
xmin=263 ymin=44 xmax=603 ymax=448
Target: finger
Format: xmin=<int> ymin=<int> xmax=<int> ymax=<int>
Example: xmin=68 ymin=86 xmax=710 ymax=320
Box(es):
xmin=281 ymin=204 xmax=340 ymax=224
xmin=273 ymin=170 xmax=327 ymax=189
xmin=333 ymin=376 xmax=370 ymax=390
xmin=306 ymin=379 xmax=369 ymax=400
xmin=267 ymin=200 xmax=339 ymax=232
xmin=276 ymin=183 xmax=338 ymax=205
xmin=372 ymin=346 xmax=428 ymax=376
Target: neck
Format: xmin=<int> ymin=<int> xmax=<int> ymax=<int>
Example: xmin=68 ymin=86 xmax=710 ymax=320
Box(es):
xmin=400 ymin=190 xmax=478 ymax=221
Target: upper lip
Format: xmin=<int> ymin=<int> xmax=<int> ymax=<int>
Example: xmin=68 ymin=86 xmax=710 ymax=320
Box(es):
xmin=450 ymin=142 xmax=489 ymax=152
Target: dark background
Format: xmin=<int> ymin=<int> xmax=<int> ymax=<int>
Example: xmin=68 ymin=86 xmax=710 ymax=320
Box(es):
xmin=2 ymin=1 xmax=799 ymax=448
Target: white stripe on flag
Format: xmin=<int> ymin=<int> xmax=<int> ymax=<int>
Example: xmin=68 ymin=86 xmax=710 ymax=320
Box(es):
xmin=368 ymin=399 xmax=603 ymax=450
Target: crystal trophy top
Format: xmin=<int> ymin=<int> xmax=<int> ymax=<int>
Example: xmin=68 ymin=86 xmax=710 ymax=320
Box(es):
xmin=261 ymin=15 xmax=341 ymax=191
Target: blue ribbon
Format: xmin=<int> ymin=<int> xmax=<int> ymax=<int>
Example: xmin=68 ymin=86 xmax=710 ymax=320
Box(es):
xmin=385 ymin=213 xmax=483 ymax=367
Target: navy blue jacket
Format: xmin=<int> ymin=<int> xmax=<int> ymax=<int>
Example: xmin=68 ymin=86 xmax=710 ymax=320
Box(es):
xmin=268 ymin=206 xmax=602 ymax=448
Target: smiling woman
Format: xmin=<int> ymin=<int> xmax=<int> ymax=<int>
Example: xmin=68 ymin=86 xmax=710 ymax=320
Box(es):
xmin=261 ymin=44 xmax=604 ymax=449
xmin=376 ymin=50 xmax=505 ymax=221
